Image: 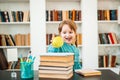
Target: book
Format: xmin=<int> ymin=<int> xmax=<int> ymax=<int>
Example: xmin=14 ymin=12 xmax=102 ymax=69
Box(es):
xmin=0 ymin=49 xmax=8 ymax=70
xmin=99 ymin=55 xmax=109 ymax=67
xmin=0 ymin=34 xmax=2 ymax=46
xmin=40 ymin=53 xmax=74 ymax=62
xmin=39 ymin=68 xmax=73 ymax=74
xmin=103 ymin=55 xmax=109 ymax=67
xmin=109 ymin=55 xmax=117 ymax=67
xmin=39 ymin=53 xmax=74 ymax=79
xmin=99 ymin=55 xmax=104 ymax=67
xmin=1 ymin=34 xmax=7 ymax=46
xmin=15 ymin=34 xmax=22 ymax=46
xmin=75 ymin=69 xmax=101 ymax=76
xmin=23 ymin=11 xmax=30 ymax=22
xmin=39 ymin=66 xmax=73 ymax=71
xmin=76 ymin=33 xmax=82 ymax=46
xmin=39 ymin=71 xmax=73 ymax=79
xmin=5 ymin=34 xmax=15 ymax=46
xmin=40 ymin=61 xmax=74 ymax=67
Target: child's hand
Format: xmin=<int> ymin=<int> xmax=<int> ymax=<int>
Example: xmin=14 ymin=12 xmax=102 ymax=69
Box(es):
xmin=52 ymin=36 xmax=63 ymax=48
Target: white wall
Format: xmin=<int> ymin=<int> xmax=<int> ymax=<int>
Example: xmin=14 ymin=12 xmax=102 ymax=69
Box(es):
xmin=30 ymin=0 xmax=46 ymax=70
xmin=81 ymin=0 xmax=98 ymax=69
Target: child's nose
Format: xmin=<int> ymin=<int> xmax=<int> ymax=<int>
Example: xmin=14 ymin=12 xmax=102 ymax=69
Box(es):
xmin=66 ymin=33 xmax=69 ymax=37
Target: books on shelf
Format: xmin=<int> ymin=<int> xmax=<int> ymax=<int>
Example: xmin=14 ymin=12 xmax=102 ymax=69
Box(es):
xmin=46 ymin=9 xmax=81 ymax=21
xmin=0 ymin=34 xmax=15 ymax=46
xmin=75 ymin=69 xmax=101 ymax=77
xmin=98 ymin=32 xmax=118 ymax=44
xmin=99 ymin=55 xmax=117 ymax=68
xmin=39 ymin=53 xmax=74 ymax=79
xmin=98 ymin=9 xmax=117 ymax=21
xmin=14 ymin=33 xmax=30 ymax=46
xmin=0 ymin=10 xmax=30 ymax=22
xmin=0 ymin=33 xmax=30 ymax=46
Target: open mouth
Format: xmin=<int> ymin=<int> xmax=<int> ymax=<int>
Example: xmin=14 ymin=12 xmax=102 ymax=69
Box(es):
xmin=65 ymin=37 xmax=72 ymax=42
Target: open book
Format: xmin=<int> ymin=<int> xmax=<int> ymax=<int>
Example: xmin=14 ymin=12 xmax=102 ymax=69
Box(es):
xmin=75 ymin=69 xmax=101 ymax=76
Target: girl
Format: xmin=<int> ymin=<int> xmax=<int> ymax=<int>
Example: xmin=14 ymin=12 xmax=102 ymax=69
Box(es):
xmin=47 ymin=19 xmax=82 ymax=70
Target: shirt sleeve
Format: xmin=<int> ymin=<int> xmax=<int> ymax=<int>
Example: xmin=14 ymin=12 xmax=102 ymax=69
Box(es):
xmin=47 ymin=42 xmax=69 ymax=53
xmin=47 ymin=44 xmax=62 ymax=52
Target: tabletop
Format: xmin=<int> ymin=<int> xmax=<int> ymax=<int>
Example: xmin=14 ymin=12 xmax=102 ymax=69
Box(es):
xmin=0 ymin=69 xmax=120 ymax=80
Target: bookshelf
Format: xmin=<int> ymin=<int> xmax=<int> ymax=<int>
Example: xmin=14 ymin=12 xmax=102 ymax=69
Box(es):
xmin=0 ymin=0 xmax=30 ymax=61
xmin=97 ymin=0 xmax=120 ymax=74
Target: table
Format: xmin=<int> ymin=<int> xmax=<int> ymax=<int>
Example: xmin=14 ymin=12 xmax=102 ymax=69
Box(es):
xmin=0 ymin=69 xmax=120 ymax=80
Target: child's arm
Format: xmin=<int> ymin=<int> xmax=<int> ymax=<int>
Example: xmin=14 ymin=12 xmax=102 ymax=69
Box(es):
xmin=47 ymin=36 xmax=63 ymax=52
xmin=47 ymin=44 xmax=61 ymax=52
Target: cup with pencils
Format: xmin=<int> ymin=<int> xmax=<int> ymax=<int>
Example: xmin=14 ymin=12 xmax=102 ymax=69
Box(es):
xmin=20 ymin=54 xmax=35 ymax=79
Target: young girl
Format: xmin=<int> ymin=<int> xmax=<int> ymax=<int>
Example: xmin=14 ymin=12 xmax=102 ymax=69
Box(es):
xmin=47 ymin=19 xmax=82 ymax=70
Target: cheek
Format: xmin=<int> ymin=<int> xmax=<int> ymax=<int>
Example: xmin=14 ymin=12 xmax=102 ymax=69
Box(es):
xmin=60 ymin=34 xmax=65 ymax=39
xmin=71 ymin=34 xmax=76 ymax=38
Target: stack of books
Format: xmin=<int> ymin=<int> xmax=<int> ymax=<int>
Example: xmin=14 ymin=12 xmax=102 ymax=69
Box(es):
xmin=39 ymin=53 xmax=74 ymax=79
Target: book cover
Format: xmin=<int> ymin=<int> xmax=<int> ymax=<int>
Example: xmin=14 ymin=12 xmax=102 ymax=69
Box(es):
xmin=75 ymin=69 xmax=101 ymax=76
xmin=40 ymin=53 xmax=74 ymax=62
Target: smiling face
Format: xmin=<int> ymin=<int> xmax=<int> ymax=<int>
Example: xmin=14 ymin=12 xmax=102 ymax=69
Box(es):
xmin=58 ymin=20 xmax=77 ymax=44
xmin=60 ymin=24 xmax=76 ymax=44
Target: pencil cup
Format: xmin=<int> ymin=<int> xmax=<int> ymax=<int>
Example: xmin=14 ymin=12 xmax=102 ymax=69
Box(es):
xmin=20 ymin=62 xmax=34 ymax=79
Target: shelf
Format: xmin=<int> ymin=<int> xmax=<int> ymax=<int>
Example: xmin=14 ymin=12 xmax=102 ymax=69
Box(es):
xmin=0 ymin=46 xmax=30 ymax=48
xmin=0 ymin=0 xmax=29 ymax=3
xmin=98 ymin=44 xmax=120 ymax=47
xmin=98 ymin=20 xmax=118 ymax=23
xmin=46 ymin=21 xmax=82 ymax=24
xmin=0 ymin=22 xmax=30 ymax=25
xmin=46 ymin=0 xmax=80 ymax=2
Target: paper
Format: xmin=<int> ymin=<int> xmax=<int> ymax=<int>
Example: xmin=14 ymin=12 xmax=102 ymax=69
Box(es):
xmin=7 ymin=48 xmax=18 ymax=62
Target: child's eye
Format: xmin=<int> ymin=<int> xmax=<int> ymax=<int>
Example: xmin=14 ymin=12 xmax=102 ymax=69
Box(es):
xmin=63 ymin=32 xmax=66 ymax=34
xmin=69 ymin=32 xmax=73 ymax=34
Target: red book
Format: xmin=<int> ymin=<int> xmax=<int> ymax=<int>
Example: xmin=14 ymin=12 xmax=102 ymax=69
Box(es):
xmin=110 ymin=55 xmax=116 ymax=67
xmin=108 ymin=32 xmax=114 ymax=44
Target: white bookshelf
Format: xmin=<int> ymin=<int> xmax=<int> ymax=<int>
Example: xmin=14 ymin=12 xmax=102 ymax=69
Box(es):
xmin=0 ymin=0 xmax=30 ymax=63
xmin=97 ymin=0 xmax=120 ymax=74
